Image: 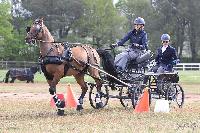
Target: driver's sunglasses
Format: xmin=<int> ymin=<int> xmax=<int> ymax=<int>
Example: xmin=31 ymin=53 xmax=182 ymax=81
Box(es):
xmin=162 ymin=41 xmax=169 ymax=43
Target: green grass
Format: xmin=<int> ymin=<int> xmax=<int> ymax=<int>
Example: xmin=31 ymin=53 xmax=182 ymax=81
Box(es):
xmin=0 ymin=70 xmax=200 ymax=84
xmin=178 ymin=71 xmax=200 ymax=84
xmin=0 ymin=70 xmax=94 ymax=83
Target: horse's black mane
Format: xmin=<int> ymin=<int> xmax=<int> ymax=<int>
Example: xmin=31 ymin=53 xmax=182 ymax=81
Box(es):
xmin=97 ymin=49 xmax=117 ymax=82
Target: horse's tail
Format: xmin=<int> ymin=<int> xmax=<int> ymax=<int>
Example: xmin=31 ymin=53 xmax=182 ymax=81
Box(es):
xmin=96 ymin=49 xmax=118 ymax=81
xmin=4 ymin=70 xmax=10 ymax=83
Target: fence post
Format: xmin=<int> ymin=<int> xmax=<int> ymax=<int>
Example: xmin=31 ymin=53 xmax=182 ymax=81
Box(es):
xmin=183 ymin=64 xmax=185 ymax=71
xmin=6 ymin=61 xmax=8 ymax=70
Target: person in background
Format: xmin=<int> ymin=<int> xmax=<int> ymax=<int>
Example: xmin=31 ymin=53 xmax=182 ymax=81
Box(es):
xmin=111 ymin=17 xmax=150 ymax=74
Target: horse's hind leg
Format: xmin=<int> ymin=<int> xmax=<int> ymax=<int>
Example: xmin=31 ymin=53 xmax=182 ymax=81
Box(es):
xmin=74 ymin=74 xmax=88 ymax=111
xmin=94 ymin=78 xmax=104 ymax=109
xmin=89 ymin=68 xmax=103 ymax=108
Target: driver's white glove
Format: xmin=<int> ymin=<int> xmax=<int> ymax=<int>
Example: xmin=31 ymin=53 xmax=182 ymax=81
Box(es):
xmin=111 ymin=43 xmax=118 ymax=48
xmin=133 ymin=43 xmax=140 ymax=47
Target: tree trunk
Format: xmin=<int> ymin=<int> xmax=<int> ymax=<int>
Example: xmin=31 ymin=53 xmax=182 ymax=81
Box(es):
xmin=189 ymin=22 xmax=197 ymax=62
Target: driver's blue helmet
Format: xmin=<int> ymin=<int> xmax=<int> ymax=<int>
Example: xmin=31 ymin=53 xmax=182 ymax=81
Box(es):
xmin=161 ymin=34 xmax=170 ymax=41
xmin=134 ymin=17 xmax=145 ymax=25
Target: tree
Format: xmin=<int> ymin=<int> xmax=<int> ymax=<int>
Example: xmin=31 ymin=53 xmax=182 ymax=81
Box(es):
xmin=0 ymin=1 xmax=14 ymax=60
xmin=73 ymin=0 xmax=125 ymax=47
xmin=22 ymin=0 xmax=84 ymax=39
xmin=153 ymin=0 xmax=200 ymax=61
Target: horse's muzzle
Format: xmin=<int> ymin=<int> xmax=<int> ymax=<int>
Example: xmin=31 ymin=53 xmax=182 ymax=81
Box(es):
xmin=25 ymin=37 xmax=36 ymax=45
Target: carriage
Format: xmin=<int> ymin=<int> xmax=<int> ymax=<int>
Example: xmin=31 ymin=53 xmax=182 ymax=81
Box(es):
xmin=87 ymin=48 xmax=184 ymax=109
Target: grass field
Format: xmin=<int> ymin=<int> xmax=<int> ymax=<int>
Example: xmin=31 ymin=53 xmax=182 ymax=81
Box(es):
xmin=0 ymin=70 xmax=200 ymax=132
xmin=0 ymin=70 xmax=200 ymax=84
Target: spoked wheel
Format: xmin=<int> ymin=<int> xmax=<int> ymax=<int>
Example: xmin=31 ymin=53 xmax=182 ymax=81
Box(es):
xmin=119 ymin=86 xmax=133 ymax=109
xmin=131 ymin=84 xmax=152 ymax=109
xmin=131 ymin=86 xmax=143 ymax=109
xmin=89 ymin=83 xmax=109 ymax=109
xmin=165 ymin=83 xmax=184 ymax=108
xmin=119 ymin=84 xmax=145 ymax=109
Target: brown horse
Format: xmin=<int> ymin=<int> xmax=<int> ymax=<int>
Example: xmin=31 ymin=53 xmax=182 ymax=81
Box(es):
xmin=25 ymin=18 xmax=102 ymax=115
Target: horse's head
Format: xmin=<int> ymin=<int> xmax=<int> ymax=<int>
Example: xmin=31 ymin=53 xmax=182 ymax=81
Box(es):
xmin=25 ymin=18 xmax=44 ymax=45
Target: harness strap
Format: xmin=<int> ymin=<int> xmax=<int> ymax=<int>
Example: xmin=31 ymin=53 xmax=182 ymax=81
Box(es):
xmin=64 ymin=62 xmax=71 ymax=76
xmin=86 ymin=45 xmax=99 ymax=67
xmin=80 ymin=45 xmax=90 ymax=64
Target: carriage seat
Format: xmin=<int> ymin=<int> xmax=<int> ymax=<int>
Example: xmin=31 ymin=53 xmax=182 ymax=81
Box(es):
xmin=145 ymin=71 xmax=179 ymax=83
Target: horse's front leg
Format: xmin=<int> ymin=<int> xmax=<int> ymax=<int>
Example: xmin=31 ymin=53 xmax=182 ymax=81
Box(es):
xmin=49 ymin=75 xmax=65 ymax=115
xmin=74 ymin=73 xmax=88 ymax=111
xmin=47 ymin=80 xmax=56 ymax=95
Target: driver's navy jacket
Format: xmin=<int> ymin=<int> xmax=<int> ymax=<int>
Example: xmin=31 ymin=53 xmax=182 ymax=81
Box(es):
xmin=116 ymin=29 xmax=148 ymax=50
xmin=155 ymin=45 xmax=177 ymax=65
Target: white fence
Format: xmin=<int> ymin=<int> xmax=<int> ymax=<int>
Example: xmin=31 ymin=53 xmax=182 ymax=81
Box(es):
xmin=174 ymin=63 xmax=200 ymax=71
xmin=0 ymin=61 xmax=200 ymax=71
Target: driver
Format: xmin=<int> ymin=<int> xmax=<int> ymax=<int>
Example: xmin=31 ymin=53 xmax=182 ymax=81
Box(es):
xmin=111 ymin=17 xmax=150 ymax=74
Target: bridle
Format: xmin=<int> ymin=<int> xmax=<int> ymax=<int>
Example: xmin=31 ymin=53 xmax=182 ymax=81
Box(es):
xmin=26 ymin=21 xmax=44 ymax=44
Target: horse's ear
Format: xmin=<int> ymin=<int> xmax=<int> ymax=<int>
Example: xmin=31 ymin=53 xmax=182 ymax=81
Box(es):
xmin=39 ymin=17 xmax=44 ymax=26
xmin=26 ymin=26 xmax=31 ymax=33
xmin=34 ymin=17 xmax=44 ymax=25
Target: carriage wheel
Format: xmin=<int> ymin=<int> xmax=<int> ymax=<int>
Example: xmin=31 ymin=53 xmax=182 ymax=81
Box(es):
xmin=131 ymin=86 xmax=143 ymax=109
xmin=165 ymin=83 xmax=184 ymax=108
xmin=119 ymin=84 xmax=145 ymax=109
xmin=89 ymin=83 xmax=109 ymax=109
xmin=119 ymin=86 xmax=133 ymax=109
xmin=132 ymin=85 xmax=152 ymax=108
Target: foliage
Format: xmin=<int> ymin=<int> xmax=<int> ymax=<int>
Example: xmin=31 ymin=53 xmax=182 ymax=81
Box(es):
xmin=0 ymin=1 xmax=14 ymax=60
xmin=0 ymin=0 xmax=199 ymax=62
xmin=22 ymin=0 xmax=84 ymax=39
xmin=152 ymin=0 xmax=200 ymax=60
xmin=72 ymin=0 xmax=126 ymax=47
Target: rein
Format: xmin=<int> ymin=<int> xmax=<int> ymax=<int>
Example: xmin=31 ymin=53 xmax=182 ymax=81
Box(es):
xmin=37 ymin=39 xmax=82 ymax=45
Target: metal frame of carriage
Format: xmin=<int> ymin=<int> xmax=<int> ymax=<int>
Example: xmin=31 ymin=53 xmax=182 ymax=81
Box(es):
xmin=86 ymin=49 xmax=184 ymax=109
xmin=86 ymin=49 xmax=151 ymax=109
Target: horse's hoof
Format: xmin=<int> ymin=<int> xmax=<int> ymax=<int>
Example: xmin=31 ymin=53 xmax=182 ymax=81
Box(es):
xmin=96 ymin=102 xmax=103 ymax=109
xmin=76 ymin=105 xmax=83 ymax=111
xmin=57 ymin=109 xmax=64 ymax=116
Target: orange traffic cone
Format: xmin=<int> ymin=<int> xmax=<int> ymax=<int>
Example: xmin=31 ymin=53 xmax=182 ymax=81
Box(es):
xmin=66 ymin=84 xmax=78 ymax=108
xmin=134 ymin=87 xmax=150 ymax=113
xmin=50 ymin=93 xmax=65 ymax=108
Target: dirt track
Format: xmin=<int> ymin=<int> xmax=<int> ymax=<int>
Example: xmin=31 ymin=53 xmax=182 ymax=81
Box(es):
xmin=0 ymin=83 xmax=199 ymax=102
